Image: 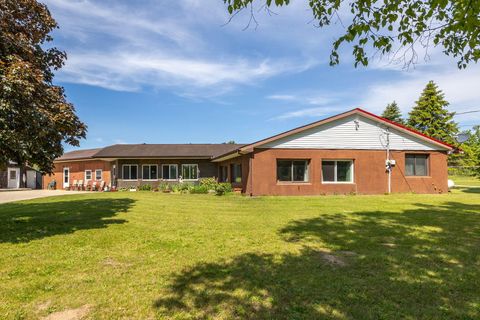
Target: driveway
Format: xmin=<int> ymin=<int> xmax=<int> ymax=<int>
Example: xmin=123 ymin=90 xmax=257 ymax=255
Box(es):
xmin=0 ymin=190 xmax=92 ymax=204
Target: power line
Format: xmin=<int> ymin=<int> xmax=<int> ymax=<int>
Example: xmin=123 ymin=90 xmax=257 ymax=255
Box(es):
xmin=455 ymin=109 xmax=480 ymax=115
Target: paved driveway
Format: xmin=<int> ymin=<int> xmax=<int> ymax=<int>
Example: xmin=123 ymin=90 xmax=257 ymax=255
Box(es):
xmin=0 ymin=190 xmax=91 ymax=204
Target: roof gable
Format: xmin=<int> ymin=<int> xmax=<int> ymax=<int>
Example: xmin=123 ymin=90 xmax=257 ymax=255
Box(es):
xmin=240 ymin=108 xmax=453 ymax=152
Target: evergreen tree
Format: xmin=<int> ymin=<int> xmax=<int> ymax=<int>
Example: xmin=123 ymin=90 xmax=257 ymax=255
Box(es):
xmin=381 ymin=101 xmax=404 ymax=124
xmin=407 ymin=81 xmax=459 ymax=146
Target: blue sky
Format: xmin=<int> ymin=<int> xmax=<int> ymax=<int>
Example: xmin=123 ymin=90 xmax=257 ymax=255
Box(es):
xmin=42 ymin=0 xmax=480 ymax=151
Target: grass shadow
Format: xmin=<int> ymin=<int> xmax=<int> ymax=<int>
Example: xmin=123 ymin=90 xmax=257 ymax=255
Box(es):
xmin=154 ymin=201 xmax=480 ymax=319
xmin=0 ymin=197 xmax=134 ymax=243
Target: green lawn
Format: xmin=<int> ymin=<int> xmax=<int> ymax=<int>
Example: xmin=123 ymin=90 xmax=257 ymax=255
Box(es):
xmin=1 ymin=187 xmax=479 ymax=319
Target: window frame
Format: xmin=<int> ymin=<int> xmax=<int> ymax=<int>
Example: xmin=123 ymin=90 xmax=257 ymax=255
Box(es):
xmin=84 ymin=170 xmax=92 ymax=181
xmin=181 ymin=164 xmax=199 ymax=181
xmin=321 ymin=159 xmax=354 ymax=184
xmin=122 ymin=164 xmax=138 ymax=181
xmin=405 ymin=154 xmax=430 ymax=177
xmin=161 ymin=164 xmax=178 ymax=181
xmin=230 ymin=163 xmax=242 ymax=183
xmin=142 ymin=164 xmax=158 ymax=181
xmin=276 ymin=159 xmax=310 ymax=183
xmin=95 ymin=169 xmax=102 ymax=181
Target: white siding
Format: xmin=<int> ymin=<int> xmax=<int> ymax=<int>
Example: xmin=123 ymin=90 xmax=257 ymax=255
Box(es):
xmin=260 ymin=115 xmax=442 ymax=150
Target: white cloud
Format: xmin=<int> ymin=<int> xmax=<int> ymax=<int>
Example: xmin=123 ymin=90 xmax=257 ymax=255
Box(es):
xmin=359 ymin=65 xmax=480 ymax=120
xmin=59 ymin=51 xmax=314 ymax=94
xmin=44 ymin=0 xmax=322 ymax=97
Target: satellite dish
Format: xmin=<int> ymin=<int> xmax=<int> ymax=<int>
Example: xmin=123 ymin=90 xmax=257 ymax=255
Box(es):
xmin=456 ymin=133 xmax=469 ymax=143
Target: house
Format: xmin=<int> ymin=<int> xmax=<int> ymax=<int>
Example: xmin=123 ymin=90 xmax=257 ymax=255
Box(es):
xmin=43 ymin=108 xmax=453 ymax=195
xmin=0 ymin=162 xmax=42 ymax=189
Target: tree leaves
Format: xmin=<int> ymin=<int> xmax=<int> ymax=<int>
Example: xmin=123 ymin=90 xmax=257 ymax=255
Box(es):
xmin=223 ymin=0 xmax=480 ymax=68
xmin=0 ymin=0 xmax=86 ymax=173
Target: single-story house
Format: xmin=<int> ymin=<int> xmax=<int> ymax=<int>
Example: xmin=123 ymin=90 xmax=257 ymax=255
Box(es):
xmin=43 ymin=108 xmax=454 ymax=195
xmin=0 ymin=162 xmax=42 ymax=189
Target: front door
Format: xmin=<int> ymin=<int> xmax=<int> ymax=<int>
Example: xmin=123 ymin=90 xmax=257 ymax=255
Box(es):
xmin=7 ymin=168 xmax=20 ymax=189
xmin=63 ymin=167 xmax=70 ymax=189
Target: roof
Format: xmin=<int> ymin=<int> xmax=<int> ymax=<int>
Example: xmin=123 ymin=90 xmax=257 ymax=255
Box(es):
xmin=56 ymin=148 xmax=103 ymax=161
xmin=56 ymin=144 xmax=245 ymax=162
xmin=234 ymin=108 xmax=454 ymax=154
xmin=56 ymin=108 xmax=454 ymax=162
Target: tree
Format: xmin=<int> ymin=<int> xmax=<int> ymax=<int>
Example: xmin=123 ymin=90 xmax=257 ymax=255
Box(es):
xmin=0 ymin=0 xmax=86 ymax=173
xmin=381 ymin=101 xmax=404 ymax=124
xmin=407 ymin=81 xmax=458 ymax=146
xmin=223 ymin=0 xmax=480 ymax=68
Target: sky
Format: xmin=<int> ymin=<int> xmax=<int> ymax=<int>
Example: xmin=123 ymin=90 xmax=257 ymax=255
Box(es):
xmin=42 ymin=0 xmax=480 ymax=151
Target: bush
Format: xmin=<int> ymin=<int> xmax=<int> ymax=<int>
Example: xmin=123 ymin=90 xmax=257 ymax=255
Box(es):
xmin=138 ymin=184 xmax=152 ymax=191
xmin=199 ymin=177 xmax=218 ymax=190
xmin=177 ymin=183 xmax=193 ymax=193
xmin=215 ymin=183 xmax=233 ymax=196
xmin=190 ymin=185 xmax=209 ymax=194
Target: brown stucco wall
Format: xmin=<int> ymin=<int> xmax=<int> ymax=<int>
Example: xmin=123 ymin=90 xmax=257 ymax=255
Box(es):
xmin=43 ymin=160 xmax=112 ymax=190
xmin=248 ymin=148 xmax=448 ymax=196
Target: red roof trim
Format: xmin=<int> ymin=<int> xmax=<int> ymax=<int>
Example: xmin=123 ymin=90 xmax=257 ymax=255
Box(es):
xmin=355 ymin=108 xmax=454 ymax=149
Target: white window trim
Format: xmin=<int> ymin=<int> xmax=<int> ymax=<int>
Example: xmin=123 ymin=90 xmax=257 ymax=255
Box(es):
xmin=95 ymin=169 xmax=103 ymax=181
xmin=122 ymin=164 xmax=138 ymax=181
xmin=161 ymin=164 xmax=178 ymax=181
xmin=181 ymin=164 xmax=199 ymax=181
xmin=85 ymin=170 xmax=92 ymax=181
xmin=142 ymin=164 xmax=158 ymax=181
xmin=321 ymin=159 xmax=354 ymax=184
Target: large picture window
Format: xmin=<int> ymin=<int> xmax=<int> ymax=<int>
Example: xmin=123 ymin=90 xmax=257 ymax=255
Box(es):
xmin=182 ymin=164 xmax=198 ymax=180
xmin=277 ymin=160 xmax=309 ymax=182
xmin=322 ymin=160 xmax=353 ymax=183
xmin=122 ymin=164 xmax=138 ymax=180
xmin=162 ymin=164 xmax=178 ymax=180
xmin=142 ymin=165 xmax=158 ymax=180
xmin=405 ymin=154 xmax=429 ymax=176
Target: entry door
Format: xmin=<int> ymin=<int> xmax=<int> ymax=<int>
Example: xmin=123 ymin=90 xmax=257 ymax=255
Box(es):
xmin=7 ymin=168 xmax=20 ymax=189
xmin=63 ymin=167 xmax=70 ymax=188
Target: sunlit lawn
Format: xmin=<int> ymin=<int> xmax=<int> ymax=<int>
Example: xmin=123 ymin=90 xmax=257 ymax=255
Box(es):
xmin=1 ymin=181 xmax=479 ymax=319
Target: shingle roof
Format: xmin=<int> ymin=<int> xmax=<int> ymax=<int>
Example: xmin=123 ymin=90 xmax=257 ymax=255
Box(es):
xmin=56 ymin=144 xmax=246 ymax=161
xmin=56 ymin=148 xmax=103 ymax=161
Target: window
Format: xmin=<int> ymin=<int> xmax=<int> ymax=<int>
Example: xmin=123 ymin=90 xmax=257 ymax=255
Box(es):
xmin=322 ymin=160 xmax=353 ymax=183
xmin=219 ymin=166 xmax=228 ymax=182
xmin=182 ymin=164 xmax=198 ymax=180
xmin=142 ymin=165 xmax=158 ymax=180
xmin=95 ymin=169 xmax=102 ymax=180
xmin=405 ymin=154 xmax=429 ymax=176
xmin=230 ymin=164 xmax=242 ymax=183
xmin=277 ymin=160 xmax=309 ymax=182
xmin=122 ymin=164 xmax=138 ymax=180
xmin=162 ymin=164 xmax=178 ymax=180
xmin=9 ymin=170 xmax=16 ymax=180
xmin=85 ymin=170 xmax=92 ymax=181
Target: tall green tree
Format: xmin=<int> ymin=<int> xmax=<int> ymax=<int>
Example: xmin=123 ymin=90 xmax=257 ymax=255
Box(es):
xmin=0 ymin=0 xmax=86 ymax=173
xmin=407 ymin=81 xmax=459 ymax=146
xmin=381 ymin=101 xmax=404 ymax=124
xmin=224 ymin=0 xmax=480 ymax=68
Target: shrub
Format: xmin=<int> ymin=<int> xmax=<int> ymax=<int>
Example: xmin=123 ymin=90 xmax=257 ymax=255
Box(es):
xmin=159 ymin=183 xmax=170 ymax=192
xmin=190 ymin=185 xmax=209 ymax=194
xmin=215 ymin=183 xmax=233 ymax=196
xmin=177 ymin=183 xmax=193 ymax=193
xmin=138 ymin=184 xmax=152 ymax=191
xmin=199 ymin=177 xmax=218 ymax=190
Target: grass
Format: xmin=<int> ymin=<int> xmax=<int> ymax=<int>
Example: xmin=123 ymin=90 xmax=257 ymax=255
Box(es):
xmin=0 ymin=183 xmax=479 ymax=319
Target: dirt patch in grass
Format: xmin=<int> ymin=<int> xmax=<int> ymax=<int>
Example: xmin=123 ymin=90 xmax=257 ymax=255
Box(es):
xmin=102 ymin=257 xmax=132 ymax=268
xmin=37 ymin=300 xmax=52 ymax=312
xmin=317 ymin=250 xmax=357 ymax=267
xmin=42 ymin=304 xmax=91 ymax=320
